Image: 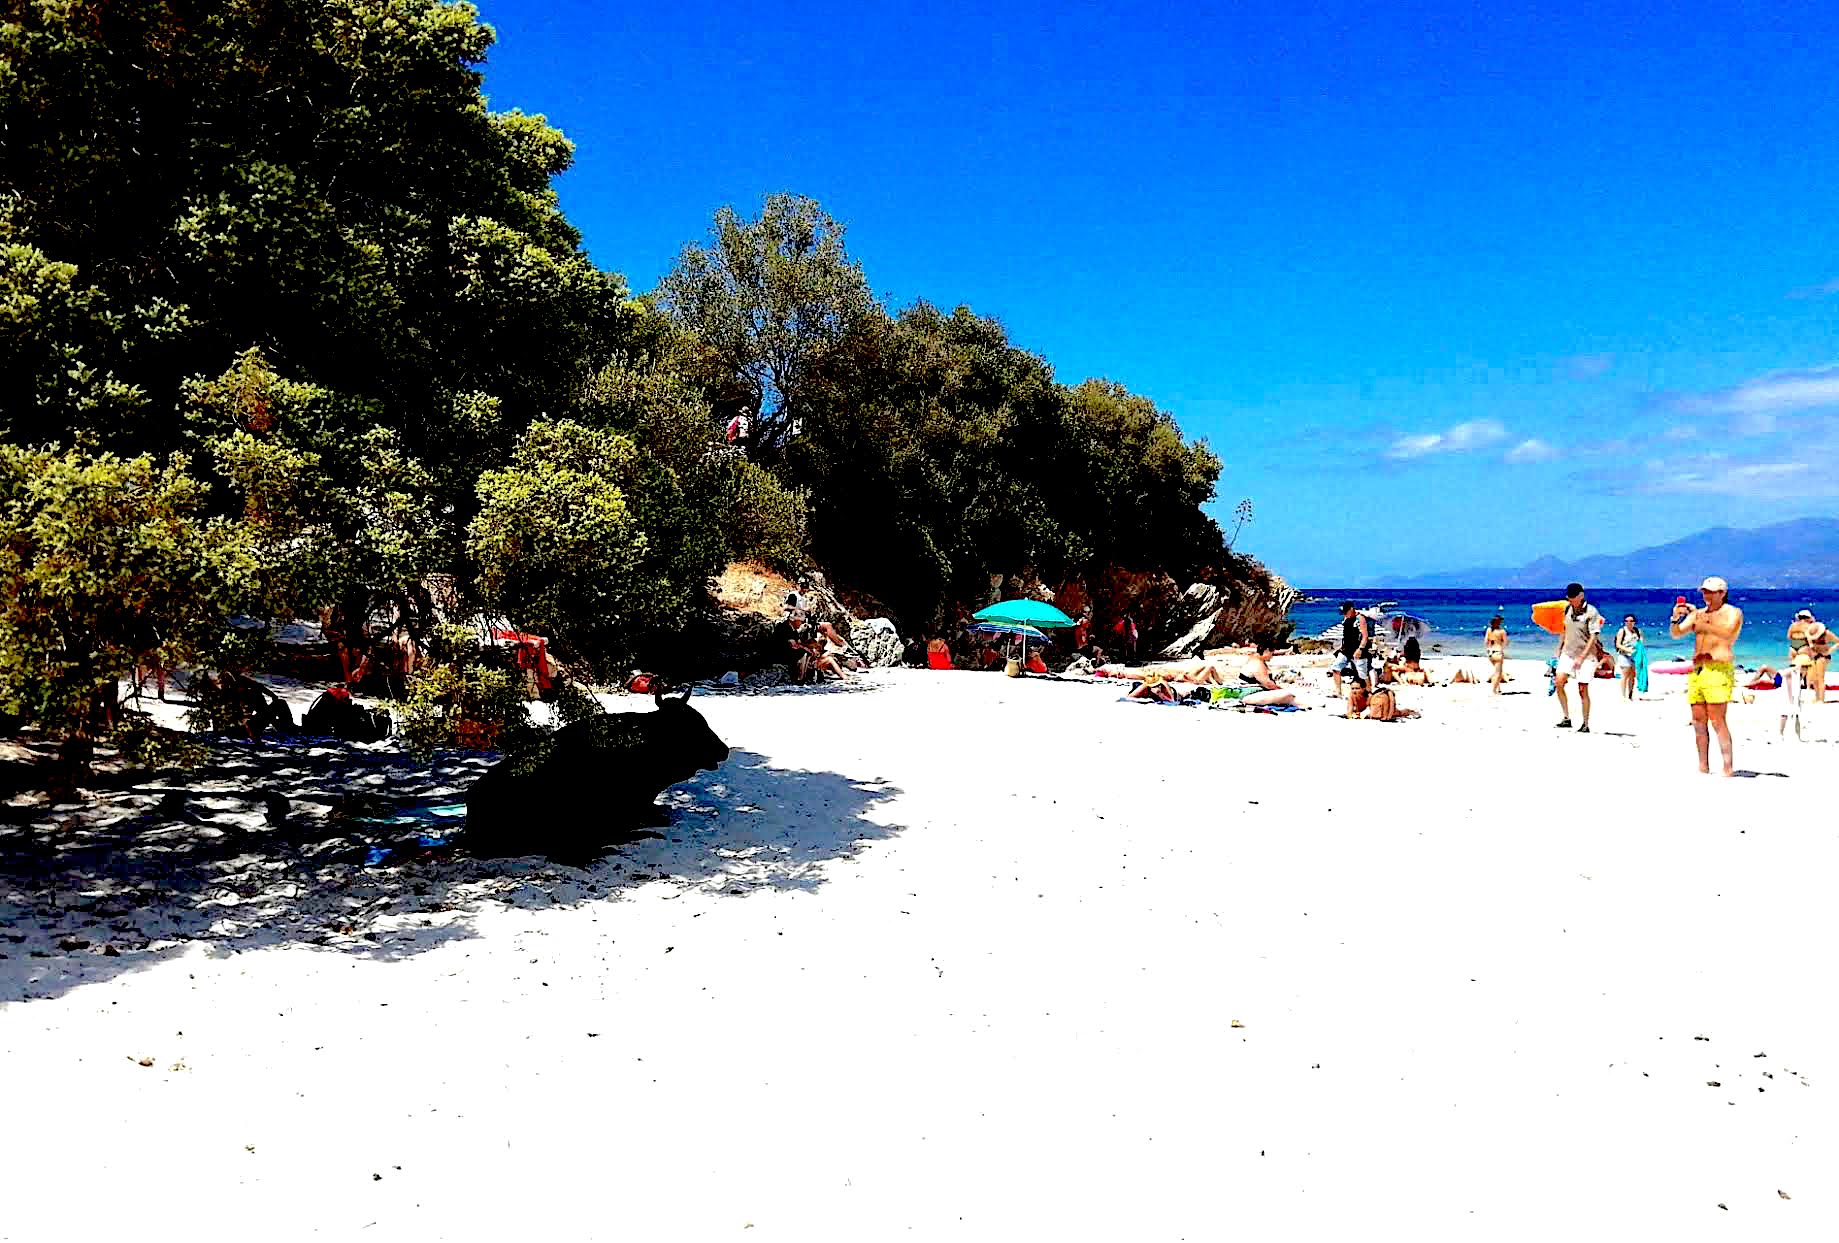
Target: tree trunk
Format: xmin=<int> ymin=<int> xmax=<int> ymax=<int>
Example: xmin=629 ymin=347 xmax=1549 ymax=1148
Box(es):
xmin=45 ymin=689 xmax=110 ymax=802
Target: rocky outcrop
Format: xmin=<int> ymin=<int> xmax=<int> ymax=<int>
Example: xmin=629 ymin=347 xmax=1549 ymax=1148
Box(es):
xmin=1154 ymin=560 xmax=1296 ymax=656
xmin=797 ymin=570 xmax=858 ymax=633
xmin=849 ymin=620 xmax=904 ymax=668
xmin=1050 ymin=555 xmax=1297 ymax=660
xmin=1158 ymin=582 xmax=1227 ymax=658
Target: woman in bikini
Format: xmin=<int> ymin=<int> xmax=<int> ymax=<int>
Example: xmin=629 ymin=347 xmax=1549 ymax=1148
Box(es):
xmin=1788 ymin=609 xmax=1831 ymax=704
xmin=1484 ymin=614 xmax=1509 ymax=695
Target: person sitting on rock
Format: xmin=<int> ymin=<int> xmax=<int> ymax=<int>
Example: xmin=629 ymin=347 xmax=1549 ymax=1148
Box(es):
xmin=814 ymin=619 xmax=863 ymax=671
xmin=773 ymin=611 xmax=815 ymax=684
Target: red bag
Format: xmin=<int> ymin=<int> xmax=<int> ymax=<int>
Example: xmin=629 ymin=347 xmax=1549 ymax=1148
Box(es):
xmin=627 ymin=673 xmax=656 ymax=694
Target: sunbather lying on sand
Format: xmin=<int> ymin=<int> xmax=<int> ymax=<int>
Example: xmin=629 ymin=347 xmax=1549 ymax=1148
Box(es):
xmin=1125 ymin=673 xmax=1217 ymax=703
xmin=1103 ymin=660 xmax=1229 ymax=685
xmin=1236 ymin=642 xmax=1297 ymax=706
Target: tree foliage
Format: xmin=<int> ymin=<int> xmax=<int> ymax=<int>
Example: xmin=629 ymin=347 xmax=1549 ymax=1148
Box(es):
xmin=1 ymin=0 xmax=625 ymax=469
xmin=0 ymin=0 xmax=1261 ymax=780
xmin=467 ymin=418 xmax=726 ymax=678
xmin=0 ymin=0 xmax=675 ymax=765
xmin=0 ymin=446 xmax=252 ymax=778
xmin=784 ymin=302 xmax=1228 ymax=628
xmin=658 ymin=194 xmax=876 ymax=449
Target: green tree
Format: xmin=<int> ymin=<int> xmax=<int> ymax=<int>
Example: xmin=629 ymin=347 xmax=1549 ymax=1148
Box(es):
xmin=0 ymin=447 xmax=251 ymax=790
xmin=183 ymin=349 xmax=445 ymax=639
xmin=1060 ymin=378 xmax=1225 ymax=577
xmin=658 ymin=194 xmax=877 ymax=450
xmin=1 ymin=0 xmax=625 ymax=512
xmin=0 ymin=0 xmax=663 ymax=754
xmin=785 ymin=302 xmax=1230 ymax=628
xmin=467 ymin=419 xmax=726 ymax=679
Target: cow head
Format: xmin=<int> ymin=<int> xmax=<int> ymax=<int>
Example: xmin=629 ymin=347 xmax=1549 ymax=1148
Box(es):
xmin=652 ymin=683 xmax=729 ymax=773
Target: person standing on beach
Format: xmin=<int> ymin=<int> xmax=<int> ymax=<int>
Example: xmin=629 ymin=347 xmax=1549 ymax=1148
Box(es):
xmin=1484 ymin=614 xmax=1509 ymax=695
xmin=1330 ymin=601 xmax=1373 ymax=696
xmin=1114 ymin=613 xmax=1139 ymax=663
xmin=1787 ymin=608 xmax=1831 ymax=704
xmin=1553 ymin=582 xmax=1603 ymax=733
xmin=1613 ymin=615 xmax=1643 ymax=701
xmin=1672 ymin=576 xmax=1744 ymax=776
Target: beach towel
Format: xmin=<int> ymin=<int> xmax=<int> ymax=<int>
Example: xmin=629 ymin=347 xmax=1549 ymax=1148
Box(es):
xmin=1632 ymin=637 xmax=1650 ymax=694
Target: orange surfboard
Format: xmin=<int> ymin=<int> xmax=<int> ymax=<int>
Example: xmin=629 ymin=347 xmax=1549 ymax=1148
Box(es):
xmin=1531 ymin=600 xmax=1566 ymax=635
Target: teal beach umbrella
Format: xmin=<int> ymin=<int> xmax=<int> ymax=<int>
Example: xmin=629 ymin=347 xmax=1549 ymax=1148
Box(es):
xmin=973 ymin=599 xmax=1076 ymax=629
xmin=972 ymin=599 xmax=1075 ymax=674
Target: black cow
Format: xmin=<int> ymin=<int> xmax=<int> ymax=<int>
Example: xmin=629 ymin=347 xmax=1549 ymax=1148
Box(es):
xmin=463 ymin=686 xmax=729 ymax=863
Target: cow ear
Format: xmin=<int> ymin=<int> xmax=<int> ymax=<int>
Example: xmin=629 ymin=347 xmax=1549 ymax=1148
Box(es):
xmin=667 ymin=684 xmax=694 ymax=706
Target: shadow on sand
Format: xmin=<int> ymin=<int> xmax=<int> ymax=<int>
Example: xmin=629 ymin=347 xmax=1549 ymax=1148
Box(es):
xmin=0 ymin=740 xmax=901 ymax=1004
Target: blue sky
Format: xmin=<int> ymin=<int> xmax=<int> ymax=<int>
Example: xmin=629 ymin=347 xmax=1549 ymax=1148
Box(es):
xmin=472 ymin=0 xmax=1839 ymax=585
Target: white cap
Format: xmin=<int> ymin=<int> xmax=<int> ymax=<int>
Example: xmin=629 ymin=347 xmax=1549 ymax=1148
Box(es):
xmin=1700 ymin=576 xmax=1728 ymax=593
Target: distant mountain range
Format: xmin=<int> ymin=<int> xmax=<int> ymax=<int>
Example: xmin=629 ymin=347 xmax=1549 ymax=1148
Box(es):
xmin=1372 ymin=518 xmax=1839 ymax=589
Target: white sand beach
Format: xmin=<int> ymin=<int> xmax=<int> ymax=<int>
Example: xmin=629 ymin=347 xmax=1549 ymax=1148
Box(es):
xmin=2 ymin=663 xmax=1835 ymax=1239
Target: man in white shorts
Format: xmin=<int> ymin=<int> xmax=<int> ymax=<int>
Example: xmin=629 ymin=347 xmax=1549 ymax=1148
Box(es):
xmin=1553 ymin=581 xmax=1603 ymax=733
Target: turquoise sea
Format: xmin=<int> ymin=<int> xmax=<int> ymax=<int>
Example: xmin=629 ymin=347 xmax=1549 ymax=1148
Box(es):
xmin=1292 ymin=588 xmax=1839 ymax=671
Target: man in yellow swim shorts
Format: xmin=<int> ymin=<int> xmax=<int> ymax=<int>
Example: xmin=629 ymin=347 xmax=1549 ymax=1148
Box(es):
xmin=1671 ymin=576 xmax=1745 ymax=776
xmin=1685 ymin=659 xmax=1734 ymax=706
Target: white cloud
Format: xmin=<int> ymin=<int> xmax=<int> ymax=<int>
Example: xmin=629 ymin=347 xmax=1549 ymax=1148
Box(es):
xmin=1787 ymin=277 xmax=1839 ymax=300
xmin=1385 ymin=418 xmax=1508 ymax=459
xmin=1636 ymin=458 xmax=1822 ymax=496
xmin=1503 ymin=438 xmax=1559 ymax=463
xmin=1676 ymin=365 xmax=1839 ymax=418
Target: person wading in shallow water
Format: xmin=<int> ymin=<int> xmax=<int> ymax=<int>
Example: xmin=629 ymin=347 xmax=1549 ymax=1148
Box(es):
xmin=1672 ymin=576 xmax=1744 ymax=776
